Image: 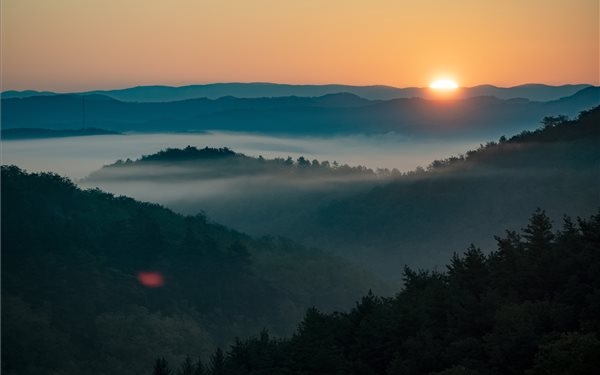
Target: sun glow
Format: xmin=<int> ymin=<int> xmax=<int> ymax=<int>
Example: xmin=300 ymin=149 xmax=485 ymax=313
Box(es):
xmin=430 ymin=79 xmax=459 ymax=90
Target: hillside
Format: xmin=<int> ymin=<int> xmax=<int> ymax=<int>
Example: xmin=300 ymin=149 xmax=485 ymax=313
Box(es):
xmin=297 ymin=107 xmax=600 ymax=276
xmin=0 ymin=166 xmax=381 ymax=375
xmin=85 ymin=145 xmax=378 ymax=181
xmin=81 ymin=145 xmax=389 ymax=248
xmin=158 ymin=209 xmax=600 ymax=374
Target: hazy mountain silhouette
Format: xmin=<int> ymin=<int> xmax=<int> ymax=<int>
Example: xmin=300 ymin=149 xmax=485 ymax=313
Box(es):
xmin=1 ymin=127 xmax=120 ymax=140
xmin=1 ymin=89 xmax=56 ymax=99
xmin=3 ymin=87 xmax=599 ymax=137
xmin=2 ymin=83 xmax=592 ymax=101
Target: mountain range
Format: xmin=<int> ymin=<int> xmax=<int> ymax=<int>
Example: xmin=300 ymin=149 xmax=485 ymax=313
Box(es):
xmin=2 ymin=82 xmax=593 ymax=102
xmin=3 ymin=86 xmax=599 ymax=137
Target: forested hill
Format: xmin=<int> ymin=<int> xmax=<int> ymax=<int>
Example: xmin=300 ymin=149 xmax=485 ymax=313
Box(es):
xmin=0 ymin=166 xmax=381 ymax=375
xmin=159 ymin=209 xmax=600 ymax=375
xmin=85 ymin=146 xmax=379 ymax=182
xmin=293 ymin=107 xmax=600 ymax=275
xmin=424 ymin=105 xmax=600 ymax=172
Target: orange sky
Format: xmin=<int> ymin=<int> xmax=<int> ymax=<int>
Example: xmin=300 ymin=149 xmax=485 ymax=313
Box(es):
xmin=2 ymin=0 xmax=598 ymax=92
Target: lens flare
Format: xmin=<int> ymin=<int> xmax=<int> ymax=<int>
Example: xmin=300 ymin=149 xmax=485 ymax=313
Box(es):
xmin=137 ymin=271 xmax=165 ymax=288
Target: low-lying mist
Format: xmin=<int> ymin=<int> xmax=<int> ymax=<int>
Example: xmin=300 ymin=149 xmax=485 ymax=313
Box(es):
xmin=79 ymin=147 xmax=390 ymax=237
xmin=1 ymin=131 xmax=485 ymax=180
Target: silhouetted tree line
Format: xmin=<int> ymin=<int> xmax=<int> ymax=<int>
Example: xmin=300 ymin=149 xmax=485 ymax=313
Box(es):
xmin=156 ymin=208 xmax=600 ymax=374
xmin=105 ymin=145 xmax=382 ymax=178
xmin=425 ymin=106 xmax=600 ymax=172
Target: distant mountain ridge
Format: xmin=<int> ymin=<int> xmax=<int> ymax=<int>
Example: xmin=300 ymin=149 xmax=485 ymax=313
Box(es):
xmin=2 ymin=82 xmax=593 ymax=102
xmin=3 ymin=87 xmax=599 ymax=137
xmin=1 ymin=127 xmax=120 ymax=140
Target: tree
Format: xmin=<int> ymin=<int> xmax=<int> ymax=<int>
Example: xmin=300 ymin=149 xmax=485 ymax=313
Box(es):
xmin=177 ymin=356 xmax=195 ymax=375
xmin=528 ymin=332 xmax=600 ymax=375
xmin=447 ymin=245 xmax=488 ymax=297
xmin=153 ymin=358 xmax=172 ymax=375
xmin=193 ymin=359 xmax=206 ymax=375
xmin=522 ymin=209 xmax=554 ymax=253
xmin=209 ymin=348 xmax=226 ymax=375
xmin=541 ymin=115 xmax=568 ymax=129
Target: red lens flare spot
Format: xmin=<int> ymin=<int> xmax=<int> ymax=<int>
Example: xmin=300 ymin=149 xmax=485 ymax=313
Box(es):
xmin=137 ymin=271 xmax=165 ymax=288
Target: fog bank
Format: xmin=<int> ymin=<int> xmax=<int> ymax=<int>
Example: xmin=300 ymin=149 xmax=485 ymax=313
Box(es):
xmin=2 ymin=131 xmax=484 ymax=180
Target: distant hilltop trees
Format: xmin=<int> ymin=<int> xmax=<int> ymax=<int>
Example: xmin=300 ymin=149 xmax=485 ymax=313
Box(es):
xmin=103 ymin=146 xmax=395 ymax=179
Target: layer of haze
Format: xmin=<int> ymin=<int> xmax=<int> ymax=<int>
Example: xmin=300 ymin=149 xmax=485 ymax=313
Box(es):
xmin=3 ymin=0 xmax=598 ymax=92
xmin=0 ymin=132 xmax=482 ymax=180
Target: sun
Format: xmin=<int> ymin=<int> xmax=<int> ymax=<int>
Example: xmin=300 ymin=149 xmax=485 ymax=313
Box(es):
xmin=430 ymin=79 xmax=459 ymax=90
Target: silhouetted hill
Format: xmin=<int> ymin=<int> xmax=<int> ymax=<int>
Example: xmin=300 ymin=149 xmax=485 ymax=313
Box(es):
xmin=1 ymin=166 xmax=381 ymax=375
xmin=85 ymin=145 xmax=377 ymax=183
xmin=1 ymin=127 xmax=120 ymax=140
xmin=1 ymin=90 xmax=56 ymax=99
xmin=3 ymin=83 xmax=592 ymax=101
xmin=3 ymin=88 xmax=599 ymax=137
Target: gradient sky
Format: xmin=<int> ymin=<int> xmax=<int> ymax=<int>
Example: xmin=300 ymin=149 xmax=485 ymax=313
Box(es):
xmin=2 ymin=0 xmax=598 ymax=92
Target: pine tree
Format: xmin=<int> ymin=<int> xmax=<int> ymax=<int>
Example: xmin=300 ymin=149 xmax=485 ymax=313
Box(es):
xmin=177 ymin=356 xmax=195 ymax=375
xmin=193 ymin=359 xmax=206 ymax=375
xmin=523 ymin=208 xmax=554 ymax=253
xmin=209 ymin=348 xmax=226 ymax=375
xmin=153 ymin=357 xmax=172 ymax=375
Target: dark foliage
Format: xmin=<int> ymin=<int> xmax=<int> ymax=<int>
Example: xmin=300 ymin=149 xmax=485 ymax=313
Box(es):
xmin=154 ymin=358 xmax=173 ymax=375
xmin=90 ymin=145 xmax=378 ymax=180
xmin=174 ymin=209 xmax=600 ymax=374
xmin=0 ymin=166 xmax=376 ymax=375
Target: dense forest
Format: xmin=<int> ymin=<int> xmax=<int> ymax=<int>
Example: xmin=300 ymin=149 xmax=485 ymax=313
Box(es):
xmin=1 ymin=166 xmax=381 ymax=375
xmin=155 ymin=209 xmax=600 ymax=375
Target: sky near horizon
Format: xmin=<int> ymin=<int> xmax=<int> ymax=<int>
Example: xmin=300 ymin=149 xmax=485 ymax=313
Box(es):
xmin=2 ymin=0 xmax=598 ymax=92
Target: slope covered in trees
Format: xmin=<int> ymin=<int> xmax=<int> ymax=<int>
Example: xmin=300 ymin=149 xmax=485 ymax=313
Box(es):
xmin=86 ymin=145 xmax=379 ymax=181
xmin=81 ymin=146 xmax=387 ymax=242
xmin=1 ymin=166 xmax=381 ymax=375
xmin=296 ymin=106 xmax=600 ymax=276
xmin=158 ymin=209 xmax=600 ymax=375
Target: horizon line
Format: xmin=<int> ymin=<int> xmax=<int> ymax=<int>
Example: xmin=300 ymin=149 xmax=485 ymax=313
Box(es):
xmin=2 ymin=81 xmax=596 ymax=95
